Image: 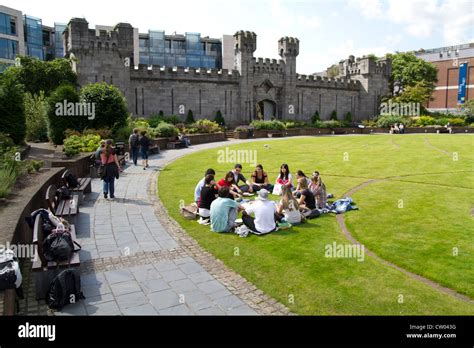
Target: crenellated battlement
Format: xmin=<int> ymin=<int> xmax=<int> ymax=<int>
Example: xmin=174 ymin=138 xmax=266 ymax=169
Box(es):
xmin=252 ymin=57 xmax=285 ymax=73
xmin=296 ymin=74 xmax=360 ymax=90
xmin=130 ymin=64 xmax=240 ymax=82
xmin=338 ymin=54 xmax=391 ymax=77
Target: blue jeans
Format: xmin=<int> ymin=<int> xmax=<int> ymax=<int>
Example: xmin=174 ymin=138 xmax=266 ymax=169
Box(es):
xmin=131 ymin=147 xmax=139 ymax=165
xmin=103 ymin=176 xmax=115 ymax=196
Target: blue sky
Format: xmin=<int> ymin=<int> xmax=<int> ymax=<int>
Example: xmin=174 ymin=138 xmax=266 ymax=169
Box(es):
xmin=6 ymin=0 xmax=474 ymax=74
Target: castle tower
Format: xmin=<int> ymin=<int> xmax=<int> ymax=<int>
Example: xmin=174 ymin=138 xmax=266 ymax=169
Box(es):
xmin=278 ymin=37 xmax=299 ymax=119
xmin=234 ymin=31 xmax=257 ymax=123
xmin=338 ymin=55 xmax=392 ymax=118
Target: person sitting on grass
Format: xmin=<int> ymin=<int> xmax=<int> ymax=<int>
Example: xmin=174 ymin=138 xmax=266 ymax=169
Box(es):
xmin=277 ymin=185 xmax=303 ymax=225
xmin=294 ymin=170 xmax=312 ymax=198
xmin=309 ymin=171 xmax=327 ymax=209
xmin=250 ymin=164 xmax=274 ymax=193
xmin=297 ymin=177 xmax=316 ymax=212
xmin=198 ymin=174 xmax=218 ymax=224
xmin=217 ymin=171 xmax=242 ymax=199
xmin=242 ymin=189 xmax=278 ymax=234
xmin=232 ymin=164 xmax=253 ymax=193
xmin=210 ymin=187 xmax=245 ymax=233
xmin=194 ymin=168 xmax=216 ymax=203
xmin=273 ymin=163 xmax=293 ymax=195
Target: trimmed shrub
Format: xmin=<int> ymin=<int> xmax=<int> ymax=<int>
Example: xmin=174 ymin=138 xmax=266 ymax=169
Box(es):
xmin=375 ymin=115 xmax=409 ymax=128
xmin=316 ymin=120 xmax=343 ymax=128
xmin=413 ymin=116 xmax=437 ymax=127
xmin=149 ymin=114 xmax=181 ymax=127
xmin=47 ymin=84 xmax=81 ymax=144
xmin=83 ymin=128 xmax=113 ymax=139
xmin=80 ymin=82 xmax=128 ymax=132
xmin=186 ymin=109 xmax=195 ymax=124
xmin=344 ymin=112 xmax=353 ymax=125
xmin=330 ymin=110 xmax=338 ymax=121
xmin=214 ymin=110 xmax=225 ymax=126
xmin=311 ymin=111 xmax=320 ymax=124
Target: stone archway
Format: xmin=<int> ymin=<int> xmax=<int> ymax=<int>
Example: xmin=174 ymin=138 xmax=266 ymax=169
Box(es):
xmin=257 ymin=99 xmax=276 ymax=120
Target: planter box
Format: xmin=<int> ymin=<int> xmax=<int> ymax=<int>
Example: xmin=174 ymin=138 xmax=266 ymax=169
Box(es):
xmin=186 ymin=132 xmax=225 ymax=145
xmin=51 ymin=153 xmax=93 ymax=178
xmin=234 ymin=131 xmax=248 ymax=139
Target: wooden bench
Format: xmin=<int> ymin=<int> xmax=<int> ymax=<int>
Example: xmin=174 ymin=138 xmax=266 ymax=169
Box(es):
xmin=31 ymin=214 xmax=81 ymax=300
xmin=46 ymin=184 xmax=79 ymax=225
xmin=61 ymin=169 xmax=91 ymax=205
xmin=166 ymin=141 xmax=186 ymax=149
xmin=268 ymin=131 xmax=284 ymax=138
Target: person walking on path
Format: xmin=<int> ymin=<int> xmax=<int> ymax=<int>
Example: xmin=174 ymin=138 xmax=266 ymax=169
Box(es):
xmin=100 ymin=139 xmax=122 ymax=199
xmin=139 ymin=130 xmax=150 ymax=170
xmin=129 ymin=128 xmax=140 ymax=166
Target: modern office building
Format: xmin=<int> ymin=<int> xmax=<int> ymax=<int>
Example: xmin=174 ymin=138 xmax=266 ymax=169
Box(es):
xmin=0 ymin=5 xmax=25 ymax=68
xmin=415 ymin=43 xmax=474 ymax=113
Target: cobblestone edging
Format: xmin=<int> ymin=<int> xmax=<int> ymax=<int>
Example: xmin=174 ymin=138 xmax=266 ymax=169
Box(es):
xmin=149 ymin=169 xmax=294 ymax=316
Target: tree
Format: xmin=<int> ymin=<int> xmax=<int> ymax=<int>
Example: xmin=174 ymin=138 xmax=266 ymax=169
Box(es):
xmin=0 ymin=73 xmax=25 ymax=144
xmin=4 ymin=56 xmax=77 ymax=96
xmin=327 ymin=64 xmax=339 ymax=78
xmin=80 ymin=82 xmax=129 ymax=132
xmin=462 ymin=99 xmax=474 ymax=124
xmin=25 ymin=91 xmax=48 ymax=142
xmin=47 ymin=84 xmax=80 ymax=144
xmin=186 ymin=109 xmax=195 ymax=124
xmin=388 ymin=52 xmax=438 ymax=96
xmin=214 ymin=110 xmax=225 ymax=126
xmin=330 ymin=110 xmax=338 ymax=121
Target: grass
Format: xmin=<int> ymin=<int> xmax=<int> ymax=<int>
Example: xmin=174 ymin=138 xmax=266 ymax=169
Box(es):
xmin=157 ymin=134 xmax=474 ymax=315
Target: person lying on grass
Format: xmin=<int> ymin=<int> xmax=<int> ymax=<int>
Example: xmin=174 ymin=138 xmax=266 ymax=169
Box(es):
xmin=217 ymin=171 xmax=243 ymax=199
xmin=210 ymin=186 xmax=245 ymax=233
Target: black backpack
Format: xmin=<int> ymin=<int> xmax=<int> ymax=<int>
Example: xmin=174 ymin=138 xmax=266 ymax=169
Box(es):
xmin=43 ymin=230 xmax=81 ymax=262
xmin=47 ymin=269 xmax=85 ymax=310
xmin=56 ymin=186 xmax=72 ymax=201
xmin=65 ymin=173 xmax=79 ymax=188
xmin=0 ymin=259 xmax=18 ymax=291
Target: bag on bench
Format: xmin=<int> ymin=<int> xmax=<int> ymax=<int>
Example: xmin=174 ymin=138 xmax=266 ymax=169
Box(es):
xmin=0 ymin=249 xmax=22 ymax=290
xmin=47 ymin=268 xmax=85 ymax=310
xmin=65 ymin=172 xmax=79 ymax=189
xmin=56 ymin=186 xmax=72 ymax=201
xmin=43 ymin=225 xmax=81 ymax=262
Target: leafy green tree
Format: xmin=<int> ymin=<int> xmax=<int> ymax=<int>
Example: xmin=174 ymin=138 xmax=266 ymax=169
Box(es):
xmin=80 ymin=82 xmax=128 ymax=132
xmin=214 ymin=110 xmax=225 ymax=126
xmin=186 ymin=109 xmax=195 ymax=124
xmin=4 ymin=56 xmax=77 ymax=96
xmin=25 ymin=92 xmax=48 ymax=142
xmin=388 ymin=52 xmax=438 ymax=96
xmin=47 ymin=84 xmax=81 ymax=144
xmin=0 ymin=73 xmax=25 ymax=144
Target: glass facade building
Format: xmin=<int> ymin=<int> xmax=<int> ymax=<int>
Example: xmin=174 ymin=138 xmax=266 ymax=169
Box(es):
xmin=54 ymin=23 xmax=66 ymax=58
xmin=139 ymin=30 xmax=222 ymax=69
xmin=24 ymin=15 xmax=43 ymax=60
xmin=0 ymin=12 xmax=17 ymax=35
xmin=0 ymin=38 xmax=18 ymax=60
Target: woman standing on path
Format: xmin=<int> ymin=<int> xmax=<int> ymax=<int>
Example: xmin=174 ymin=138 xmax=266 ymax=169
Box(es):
xmin=100 ymin=139 xmax=121 ymax=199
xmin=139 ymin=130 xmax=150 ymax=170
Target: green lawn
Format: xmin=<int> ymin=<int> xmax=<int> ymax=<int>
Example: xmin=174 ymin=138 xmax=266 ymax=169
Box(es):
xmin=157 ymin=134 xmax=474 ymax=315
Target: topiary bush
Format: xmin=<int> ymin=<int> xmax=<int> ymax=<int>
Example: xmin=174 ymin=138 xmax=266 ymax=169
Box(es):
xmin=344 ymin=112 xmax=353 ymax=126
xmin=311 ymin=111 xmax=320 ymax=124
xmin=330 ymin=110 xmax=338 ymax=121
xmin=214 ymin=110 xmax=225 ymax=126
xmin=47 ymin=84 xmax=81 ymax=144
xmin=186 ymin=109 xmax=195 ymax=124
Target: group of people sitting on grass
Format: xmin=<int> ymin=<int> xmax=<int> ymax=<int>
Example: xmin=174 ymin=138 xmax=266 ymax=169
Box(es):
xmin=193 ymin=164 xmax=327 ymax=234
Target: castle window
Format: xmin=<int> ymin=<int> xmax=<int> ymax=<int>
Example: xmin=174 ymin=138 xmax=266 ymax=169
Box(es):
xmin=97 ymin=41 xmax=102 ymax=49
xmin=110 ymin=75 xmax=113 ymax=84
xmin=235 ymin=43 xmax=239 ymax=51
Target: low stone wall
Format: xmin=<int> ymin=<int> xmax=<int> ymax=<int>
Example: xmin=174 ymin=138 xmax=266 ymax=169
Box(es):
xmin=187 ymin=132 xmax=226 ymax=145
xmin=51 ymin=153 xmax=93 ymax=177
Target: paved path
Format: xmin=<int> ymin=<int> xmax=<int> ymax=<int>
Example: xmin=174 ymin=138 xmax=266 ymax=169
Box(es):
xmin=29 ymin=138 xmax=290 ymax=316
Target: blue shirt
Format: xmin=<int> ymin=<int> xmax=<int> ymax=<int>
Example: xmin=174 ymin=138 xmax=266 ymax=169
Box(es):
xmin=210 ymin=197 xmax=239 ymax=233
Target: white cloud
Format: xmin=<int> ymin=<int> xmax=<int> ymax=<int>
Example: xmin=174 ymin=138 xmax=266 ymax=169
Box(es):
xmin=348 ymin=0 xmax=384 ymax=19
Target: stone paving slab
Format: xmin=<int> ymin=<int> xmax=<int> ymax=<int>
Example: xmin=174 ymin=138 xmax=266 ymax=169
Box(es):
xmin=18 ymin=139 xmax=293 ymax=316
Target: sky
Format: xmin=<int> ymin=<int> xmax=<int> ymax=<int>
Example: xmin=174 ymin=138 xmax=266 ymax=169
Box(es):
xmin=6 ymin=0 xmax=474 ymax=74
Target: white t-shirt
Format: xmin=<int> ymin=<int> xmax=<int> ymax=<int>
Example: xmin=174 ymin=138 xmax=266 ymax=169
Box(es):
xmin=194 ymin=177 xmax=205 ymax=202
xmin=281 ymin=200 xmax=302 ymax=224
xmin=245 ymin=200 xmax=277 ymax=233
